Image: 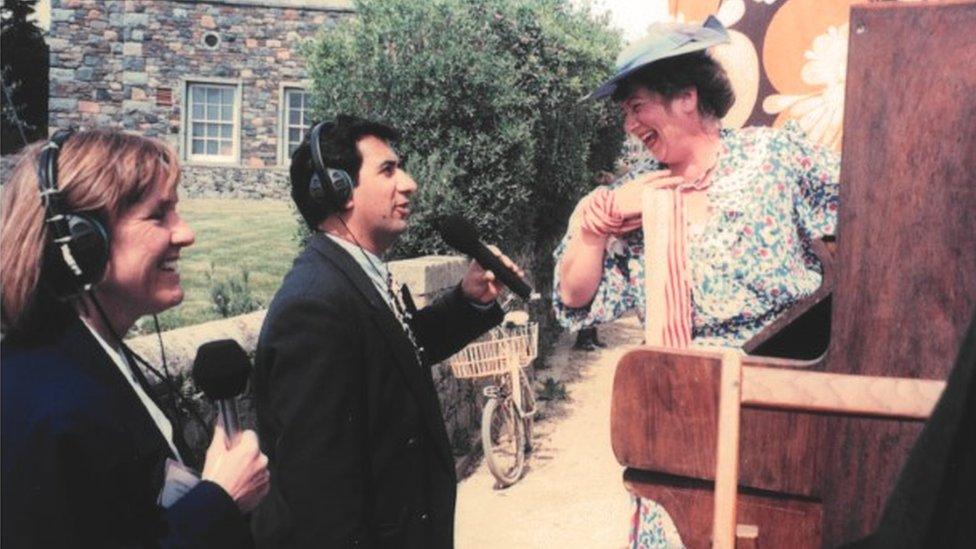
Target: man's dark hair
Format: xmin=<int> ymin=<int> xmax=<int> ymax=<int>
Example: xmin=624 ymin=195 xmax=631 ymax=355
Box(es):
xmin=611 ymin=51 xmax=735 ymax=120
xmin=290 ymin=114 xmax=400 ymax=229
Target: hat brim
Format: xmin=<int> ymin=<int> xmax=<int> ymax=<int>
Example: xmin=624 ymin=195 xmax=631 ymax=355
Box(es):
xmin=583 ymin=16 xmax=730 ymax=102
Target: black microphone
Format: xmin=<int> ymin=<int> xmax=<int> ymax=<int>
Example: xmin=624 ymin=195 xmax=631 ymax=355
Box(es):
xmin=191 ymin=340 xmax=251 ymax=447
xmin=437 ymin=215 xmax=537 ymax=300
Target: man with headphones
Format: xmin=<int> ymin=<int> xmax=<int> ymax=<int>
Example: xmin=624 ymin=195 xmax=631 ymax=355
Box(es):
xmin=252 ymin=115 xmax=514 ymax=548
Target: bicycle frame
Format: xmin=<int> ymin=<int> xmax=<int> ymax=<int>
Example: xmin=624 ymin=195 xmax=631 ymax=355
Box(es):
xmin=482 ymin=355 xmax=536 ymax=421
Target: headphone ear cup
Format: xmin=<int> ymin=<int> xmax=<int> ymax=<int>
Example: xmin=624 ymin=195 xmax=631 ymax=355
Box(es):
xmin=41 ymin=213 xmax=111 ymax=298
xmin=326 ymin=168 xmax=354 ymax=207
xmin=308 ymin=173 xmax=327 ymax=207
xmin=67 ymin=213 xmax=111 ymax=286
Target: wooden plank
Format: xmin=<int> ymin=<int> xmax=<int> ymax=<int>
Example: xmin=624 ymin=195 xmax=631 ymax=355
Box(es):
xmin=823 ymin=2 xmax=976 ymax=544
xmin=642 ymin=187 xmax=673 ymax=345
xmin=712 ymin=351 xmax=744 ymax=549
xmin=741 ymin=367 xmax=945 ymax=419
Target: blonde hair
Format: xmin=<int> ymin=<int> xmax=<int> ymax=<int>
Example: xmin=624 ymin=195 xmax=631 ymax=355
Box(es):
xmin=1 ymin=129 xmax=181 ymax=335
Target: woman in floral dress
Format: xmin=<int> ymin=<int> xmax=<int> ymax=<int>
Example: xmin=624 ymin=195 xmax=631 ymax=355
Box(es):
xmin=553 ymin=17 xmax=839 ymax=548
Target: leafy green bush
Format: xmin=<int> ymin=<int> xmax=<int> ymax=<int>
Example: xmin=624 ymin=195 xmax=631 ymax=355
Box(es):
xmin=302 ymin=0 xmax=623 ymax=258
xmin=208 ymin=266 xmax=263 ymax=318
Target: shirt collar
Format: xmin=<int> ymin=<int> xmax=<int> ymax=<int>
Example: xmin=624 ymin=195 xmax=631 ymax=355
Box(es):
xmin=323 ymin=232 xmax=395 ymax=310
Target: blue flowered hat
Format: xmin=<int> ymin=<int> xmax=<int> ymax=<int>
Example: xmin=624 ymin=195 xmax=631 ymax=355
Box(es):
xmin=586 ymin=15 xmax=731 ymax=101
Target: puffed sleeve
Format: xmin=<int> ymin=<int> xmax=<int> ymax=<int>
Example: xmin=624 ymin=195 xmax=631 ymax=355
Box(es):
xmin=782 ymin=120 xmax=840 ymax=239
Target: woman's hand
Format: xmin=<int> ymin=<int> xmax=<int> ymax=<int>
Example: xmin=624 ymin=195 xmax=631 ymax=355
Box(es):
xmin=460 ymin=245 xmax=524 ymax=304
xmin=613 ymin=170 xmax=683 ymax=219
xmin=201 ymin=426 xmax=270 ymax=513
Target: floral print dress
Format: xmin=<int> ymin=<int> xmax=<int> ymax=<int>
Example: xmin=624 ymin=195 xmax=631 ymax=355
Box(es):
xmin=552 ymin=122 xmax=840 ymax=547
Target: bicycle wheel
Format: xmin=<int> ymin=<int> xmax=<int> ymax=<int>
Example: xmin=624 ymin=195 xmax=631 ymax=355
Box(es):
xmin=481 ymin=396 xmax=525 ymax=487
xmin=519 ymin=368 xmax=535 ymax=453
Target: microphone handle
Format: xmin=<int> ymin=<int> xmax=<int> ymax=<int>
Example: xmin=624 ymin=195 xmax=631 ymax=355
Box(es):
xmin=468 ymin=240 xmax=534 ymax=300
xmin=216 ymin=399 xmax=241 ymax=448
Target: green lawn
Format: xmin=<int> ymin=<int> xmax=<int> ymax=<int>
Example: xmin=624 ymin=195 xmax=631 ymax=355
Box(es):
xmin=139 ymin=198 xmax=299 ymax=333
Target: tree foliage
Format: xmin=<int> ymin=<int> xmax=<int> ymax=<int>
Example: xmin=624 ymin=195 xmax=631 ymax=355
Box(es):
xmin=303 ymin=0 xmax=624 ymax=264
xmin=1 ymin=0 xmax=48 ymax=154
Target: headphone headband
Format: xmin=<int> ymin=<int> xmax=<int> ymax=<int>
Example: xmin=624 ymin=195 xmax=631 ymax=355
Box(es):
xmin=307 ymin=120 xmax=355 ymax=215
xmin=37 ymin=129 xmax=111 ymax=298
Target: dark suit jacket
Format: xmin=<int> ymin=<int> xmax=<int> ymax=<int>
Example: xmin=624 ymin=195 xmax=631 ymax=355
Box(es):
xmin=251 ymin=234 xmax=502 ymax=548
xmin=1 ymin=317 xmax=252 ymax=548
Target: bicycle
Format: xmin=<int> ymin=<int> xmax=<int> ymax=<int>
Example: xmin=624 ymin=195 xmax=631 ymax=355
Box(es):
xmin=447 ymin=316 xmax=538 ymax=487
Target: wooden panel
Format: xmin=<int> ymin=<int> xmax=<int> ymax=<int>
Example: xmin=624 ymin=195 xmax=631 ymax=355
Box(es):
xmin=625 ymin=470 xmax=823 ymax=548
xmin=612 ymin=349 xmax=824 ymax=497
xmin=823 ymin=2 xmax=976 ymax=544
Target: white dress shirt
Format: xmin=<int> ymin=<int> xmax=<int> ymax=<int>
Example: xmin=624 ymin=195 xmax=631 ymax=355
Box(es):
xmin=82 ymin=319 xmax=183 ymax=462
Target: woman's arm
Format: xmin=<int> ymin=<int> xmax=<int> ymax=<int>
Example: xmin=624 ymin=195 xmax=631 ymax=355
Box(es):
xmin=557 ymin=225 xmax=610 ymax=308
xmin=557 ymin=170 xmax=678 ymax=308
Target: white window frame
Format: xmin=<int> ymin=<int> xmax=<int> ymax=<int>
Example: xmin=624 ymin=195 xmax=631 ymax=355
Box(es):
xmin=278 ymin=82 xmax=312 ymax=166
xmin=181 ymin=77 xmax=242 ymax=165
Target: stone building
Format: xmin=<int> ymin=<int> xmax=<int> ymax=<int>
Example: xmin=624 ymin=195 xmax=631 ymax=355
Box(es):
xmin=47 ymin=0 xmax=353 ymax=198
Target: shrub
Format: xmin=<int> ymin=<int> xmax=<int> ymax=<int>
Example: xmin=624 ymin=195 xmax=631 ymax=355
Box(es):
xmin=301 ymin=0 xmax=625 ymax=351
xmin=536 ymin=376 xmax=568 ymax=402
xmin=302 ymin=0 xmax=623 ymax=251
xmin=208 ymin=266 xmax=263 ymax=318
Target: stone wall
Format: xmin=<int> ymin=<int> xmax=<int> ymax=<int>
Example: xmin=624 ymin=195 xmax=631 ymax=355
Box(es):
xmin=181 ymin=164 xmax=290 ymax=199
xmin=47 ymin=0 xmax=353 ymax=199
xmin=128 ymin=255 xmax=490 ymax=471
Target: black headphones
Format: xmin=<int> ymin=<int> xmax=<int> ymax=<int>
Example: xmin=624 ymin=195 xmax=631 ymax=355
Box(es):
xmin=307 ymin=120 xmax=356 ymax=214
xmin=37 ymin=129 xmax=111 ymax=298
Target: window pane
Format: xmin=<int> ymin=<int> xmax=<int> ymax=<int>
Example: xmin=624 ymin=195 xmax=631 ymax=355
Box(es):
xmin=219 ymin=140 xmax=233 ymax=156
xmin=192 ymin=123 xmax=204 ymax=137
xmin=289 ymin=109 xmax=301 ymax=125
xmin=206 ymin=140 xmax=218 ymax=155
xmin=289 ymin=128 xmax=302 ymax=143
xmin=288 ymin=142 xmax=300 ymax=156
xmin=220 ymin=124 xmax=232 ymax=139
xmin=192 ymin=103 xmax=204 ymax=119
xmin=206 ymin=124 xmax=217 ymax=138
xmin=192 ymin=139 xmax=204 ymax=154
xmin=207 ymin=87 xmax=220 ymax=103
xmin=222 ymin=88 xmax=234 ymax=104
xmin=192 ymin=86 xmax=204 ymax=102
xmin=221 ymin=105 xmax=232 ymax=121
xmin=288 ymin=91 xmax=301 ymax=109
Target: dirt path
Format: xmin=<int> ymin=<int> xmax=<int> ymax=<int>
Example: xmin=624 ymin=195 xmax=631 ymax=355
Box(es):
xmin=455 ymin=316 xmax=643 ymax=549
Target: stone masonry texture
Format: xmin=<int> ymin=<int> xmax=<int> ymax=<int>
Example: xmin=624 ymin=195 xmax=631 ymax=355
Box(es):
xmin=48 ymin=0 xmax=353 ymax=199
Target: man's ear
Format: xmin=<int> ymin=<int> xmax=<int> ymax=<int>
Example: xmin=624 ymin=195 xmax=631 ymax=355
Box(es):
xmin=342 ymin=173 xmax=359 ymax=211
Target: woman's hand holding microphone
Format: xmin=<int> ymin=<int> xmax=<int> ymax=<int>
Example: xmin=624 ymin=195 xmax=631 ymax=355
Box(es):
xmin=201 ymin=425 xmax=270 ymax=513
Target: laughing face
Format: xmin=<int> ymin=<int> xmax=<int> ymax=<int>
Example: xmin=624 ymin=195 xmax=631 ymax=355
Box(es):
xmin=97 ymin=181 xmax=195 ymax=322
xmin=621 ymin=86 xmax=699 ymax=167
xmin=346 ymin=135 xmax=417 ymax=254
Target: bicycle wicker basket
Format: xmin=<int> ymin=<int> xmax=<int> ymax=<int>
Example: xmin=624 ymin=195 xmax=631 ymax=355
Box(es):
xmin=447 ymin=322 xmax=539 ymax=379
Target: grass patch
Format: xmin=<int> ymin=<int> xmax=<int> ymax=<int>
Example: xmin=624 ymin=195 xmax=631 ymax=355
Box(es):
xmin=136 ymin=198 xmax=298 ymax=333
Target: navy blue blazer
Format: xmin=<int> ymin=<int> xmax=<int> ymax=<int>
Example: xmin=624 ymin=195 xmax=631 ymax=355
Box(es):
xmin=251 ymin=234 xmax=503 ymax=548
xmin=1 ymin=317 xmax=252 ymax=548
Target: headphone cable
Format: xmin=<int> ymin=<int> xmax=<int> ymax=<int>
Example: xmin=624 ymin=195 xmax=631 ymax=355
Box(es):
xmin=86 ymin=291 xmax=208 ymax=458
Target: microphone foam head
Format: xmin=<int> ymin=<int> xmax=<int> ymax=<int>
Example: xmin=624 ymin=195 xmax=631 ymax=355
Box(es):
xmin=437 ymin=215 xmax=480 ymax=255
xmin=191 ymin=339 xmax=251 ymax=400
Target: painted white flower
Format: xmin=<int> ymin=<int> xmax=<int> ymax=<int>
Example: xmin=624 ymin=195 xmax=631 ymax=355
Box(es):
xmin=763 ymin=23 xmax=849 ymax=150
xmin=717 ymin=0 xmax=745 ymax=26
